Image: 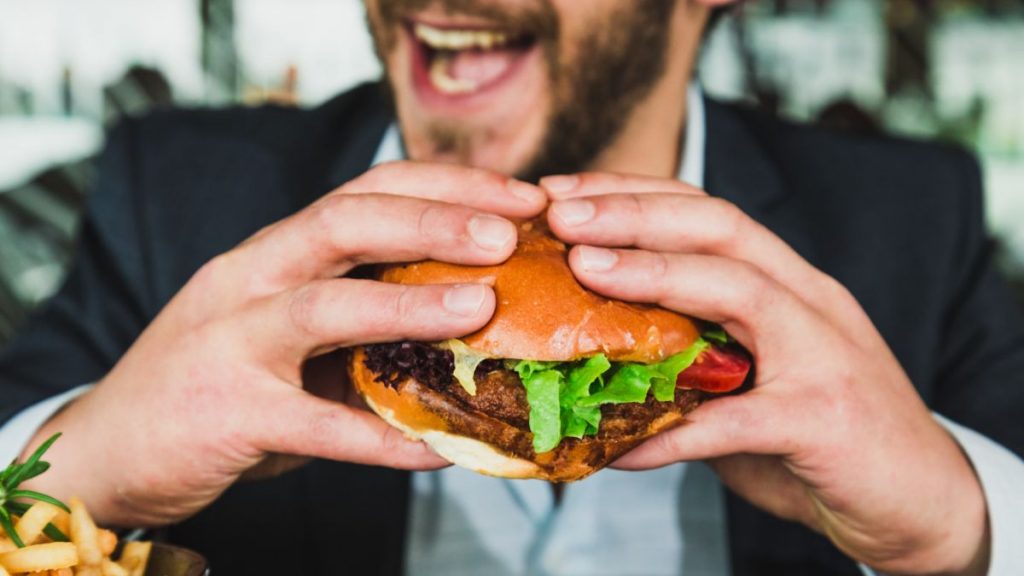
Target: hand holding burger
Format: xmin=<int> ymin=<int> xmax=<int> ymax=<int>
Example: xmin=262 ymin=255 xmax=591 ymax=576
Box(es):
xmin=21 ymin=162 xmax=547 ymax=527
xmin=539 ymin=172 xmax=989 ymax=576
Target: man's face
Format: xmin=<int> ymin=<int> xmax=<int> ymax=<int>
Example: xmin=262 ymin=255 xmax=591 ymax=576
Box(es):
xmin=364 ymin=0 xmax=678 ymax=181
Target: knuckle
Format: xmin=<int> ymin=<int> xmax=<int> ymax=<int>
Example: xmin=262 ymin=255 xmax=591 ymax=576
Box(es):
xmin=181 ymin=254 xmax=240 ymax=317
xmin=288 ymin=283 xmax=329 ymax=338
xmin=190 ymin=253 xmax=232 ymax=292
xmin=647 ymin=251 xmax=674 ymax=298
xmin=464 ymin=166 xmax=506 ymax=189
xmin=415 ymin=202 xmax=451 ymax=242
xmin=575 ymin=171 xmax=609 ymax=188
xmin=313 ymin=194 xmax=387 ymax=260
xmin=731 ymin=261 xmax=772 ymax=316
xmin=392 ymin=285 xmax=422 ymax=322
xmin=308 ymin=407 xmax=343 ymax=439
xmin=821 ymin=274 xmax=860 ymax=313
xmin=312 ymin=194 xmax=353 ymax=240
xmin=651 ymin=428 xmax=685 ymax=459
xmin=417 ymin=202 xmax=479 ymax=251
xmin=367 ymin=284 xmax=420 ymax=336
xmin=648 ymin=250 xmax=670 ymax=279
xmin=378 ymin=424 xmax=409 ymax=459
xmin=709 ymin=197 xmax=747 ymax=250
xmin=363 ymin=159 xmax=411 ymax=184
xmin=624 ymin=193 xmax=646 ymax=221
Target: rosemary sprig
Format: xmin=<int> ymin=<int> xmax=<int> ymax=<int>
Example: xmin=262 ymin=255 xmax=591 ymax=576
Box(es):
xmin=0 ymin=432 xmax=70 ymax=547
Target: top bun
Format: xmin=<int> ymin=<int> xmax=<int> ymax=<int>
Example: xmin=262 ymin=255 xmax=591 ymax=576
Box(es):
xmin=380 ymin=220 xmax=699 ymax=362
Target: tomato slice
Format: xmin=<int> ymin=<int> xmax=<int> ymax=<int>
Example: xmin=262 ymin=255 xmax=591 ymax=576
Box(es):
xmin=677 ymin=346 xmax=752 ymax=393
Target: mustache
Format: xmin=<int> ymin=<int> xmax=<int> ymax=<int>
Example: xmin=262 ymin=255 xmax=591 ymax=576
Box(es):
xmin=377 ymin=0 xmax=558 ymax=38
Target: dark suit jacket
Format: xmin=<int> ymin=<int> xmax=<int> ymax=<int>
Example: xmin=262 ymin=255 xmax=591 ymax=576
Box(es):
xmin=2 ymin=83 xmax=1023 ymax=575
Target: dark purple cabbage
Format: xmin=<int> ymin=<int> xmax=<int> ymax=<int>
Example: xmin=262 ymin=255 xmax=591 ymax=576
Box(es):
xmin=362 ymin=342 xmax=504 ymax=391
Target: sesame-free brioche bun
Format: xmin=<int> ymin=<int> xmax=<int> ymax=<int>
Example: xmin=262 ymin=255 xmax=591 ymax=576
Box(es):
xmin=379 ymin=220 xmax=701 ymax=363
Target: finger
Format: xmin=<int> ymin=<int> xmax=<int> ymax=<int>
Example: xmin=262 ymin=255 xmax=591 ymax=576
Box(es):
xmin=550 ymin=193 xmax=865 ymax=331
xmin=612 ymin=393 xmax=792 ymax=468
xmin=255 ymin=388 xmax=449 ymax=470
xmin=250 ymin=279 xmax=496 ymax=364
xmin=539 ymin=172 xmax=705 ymax=200
xmin=567 ymin=246 xmax=821 ymax=354
xmin=343 ymin=160 xmax=547 ymax=218
xmin=228 ymin=194 xmax=519 ymax=294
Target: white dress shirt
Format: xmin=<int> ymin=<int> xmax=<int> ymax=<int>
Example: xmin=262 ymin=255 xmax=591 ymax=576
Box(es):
xmin=1 ymin=86 xmax=1022 ymax=575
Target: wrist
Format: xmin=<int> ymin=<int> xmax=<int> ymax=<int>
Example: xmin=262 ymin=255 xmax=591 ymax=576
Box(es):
xmin=19 ymin=390 xmax=124 ymax=526
xmin=883 ymin=446 xmax=990 ymax=576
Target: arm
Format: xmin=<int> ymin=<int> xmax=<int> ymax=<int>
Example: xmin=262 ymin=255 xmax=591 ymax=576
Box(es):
xmin=5 ymin=146 xmax=548 ymax=526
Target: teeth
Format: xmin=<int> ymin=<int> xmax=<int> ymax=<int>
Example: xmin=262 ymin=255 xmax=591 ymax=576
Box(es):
xmin=414 ymin=23 xmax=511 ymax=51
xmin=429 ymin=53 xmax=478 ymax=94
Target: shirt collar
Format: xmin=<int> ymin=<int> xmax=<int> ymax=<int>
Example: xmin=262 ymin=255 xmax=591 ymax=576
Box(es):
xmin=372 ymin=84 xmax=706 ymax=189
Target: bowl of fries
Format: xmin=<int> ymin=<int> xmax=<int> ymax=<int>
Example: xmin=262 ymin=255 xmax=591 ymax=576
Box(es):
xmin=0 ymin=435 xmax=208 ymax=576
xmin=0 ymin=499 xmax=207 ymax=576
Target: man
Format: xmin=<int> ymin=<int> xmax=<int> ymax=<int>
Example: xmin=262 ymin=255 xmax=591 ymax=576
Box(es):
xmin=1 ymin=1 xmax=1022 ymax=574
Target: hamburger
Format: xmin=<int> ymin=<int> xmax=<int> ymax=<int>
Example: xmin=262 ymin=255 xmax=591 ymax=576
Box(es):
xmin=348 ymin=220 xmax=751 ymax=482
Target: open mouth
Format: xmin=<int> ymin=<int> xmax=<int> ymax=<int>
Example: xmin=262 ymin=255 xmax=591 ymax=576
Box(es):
xmin=407 ymin=20 xmax=539 ymax=102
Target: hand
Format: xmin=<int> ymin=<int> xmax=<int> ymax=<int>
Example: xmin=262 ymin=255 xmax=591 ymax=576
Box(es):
xmin=541 ymin=173 xmax=989 ymax=576
xmin=23 ymin=161 xmax=547 ymax=527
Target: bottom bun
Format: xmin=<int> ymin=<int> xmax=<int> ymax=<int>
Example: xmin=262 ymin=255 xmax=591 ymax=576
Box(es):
xmin=363 ymin=394 xmax=545 ymax=479
xmin=349 ymin=347 xmax=704 ymax=482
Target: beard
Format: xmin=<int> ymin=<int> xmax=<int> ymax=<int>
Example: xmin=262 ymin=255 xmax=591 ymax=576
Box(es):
xmin=368 ymin=0 xmax=677 ymax=182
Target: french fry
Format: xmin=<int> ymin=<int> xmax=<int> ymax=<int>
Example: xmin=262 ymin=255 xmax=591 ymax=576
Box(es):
xmin=101 ymin=558 xmax=129 ymax=576
xmin=55 ymin=569 xmax=74 ymax=576
xmin=0 ymin=537 xmax=16 ymax=553
xmin=0 ymin=560 xmax=9 ymax=576
xmin=76 ymin=567 xmax=102 ymax=576
xmin=118 ymin=541 xmax=152 ymax=576
xmin=69 ymin=497 xmax=102 ymax=567
xmin=0 ymin=542 xmax=78 ymax=572
xmin=97 ymin=529 xmax=118 ymax=557
xmin=14 ymin=501 xmax=60 ymax=546
xmin=51 ymin=508 xmax=71 ymax=536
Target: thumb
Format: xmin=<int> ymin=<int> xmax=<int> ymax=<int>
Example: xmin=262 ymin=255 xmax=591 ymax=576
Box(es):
xmin=252 ymin=387 xmax=449 ymax=470
xmin=612 ymin=393 xmax=784 ymax=469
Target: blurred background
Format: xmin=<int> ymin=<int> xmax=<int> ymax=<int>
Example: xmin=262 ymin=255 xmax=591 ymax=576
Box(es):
xmin=0 ymin=0 xmax=1022 ymax=343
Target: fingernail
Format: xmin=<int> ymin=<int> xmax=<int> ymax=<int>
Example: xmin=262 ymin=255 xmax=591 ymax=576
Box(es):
xmin=577 ymin=246 xmax=618 ymax=272
xmin=468 ymin=214 xmax=515 ymax=251
xmin=506 ymin=180 xmax=545 ymax=204
xmin=551 ymin=199 xmax=596 ymax=226
xmin=443 ymin=284 xmax=487 ymax=317
xmin=540 ymin=174 xmax=579 ymax=196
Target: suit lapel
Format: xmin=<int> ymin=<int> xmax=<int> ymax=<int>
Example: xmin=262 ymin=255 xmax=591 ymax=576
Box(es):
xmin=703 ymin=98 xmax=788 ymax=220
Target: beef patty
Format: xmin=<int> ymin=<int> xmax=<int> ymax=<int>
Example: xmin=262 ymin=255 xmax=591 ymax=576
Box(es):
xmin=361 ymin=341 xmax=704 ymax=441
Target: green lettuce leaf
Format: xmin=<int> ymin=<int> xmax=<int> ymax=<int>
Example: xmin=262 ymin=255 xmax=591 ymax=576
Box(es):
xmin=703 ymin=326 xmax=729 ymax=344
xmin=560 ymin=355 xmax=609 ymax=439
xmin=576 ymin=364 xmax=654 ymax=407
xmin=518 ymin=368 xmax=563 ymax=453
xmin=649 ymin=338 xmax=710 ymax=401
xmin=512 ymin=336 xmax=714 ymax=453
xmin=564 ymin=354 xmax=610 ymax=405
